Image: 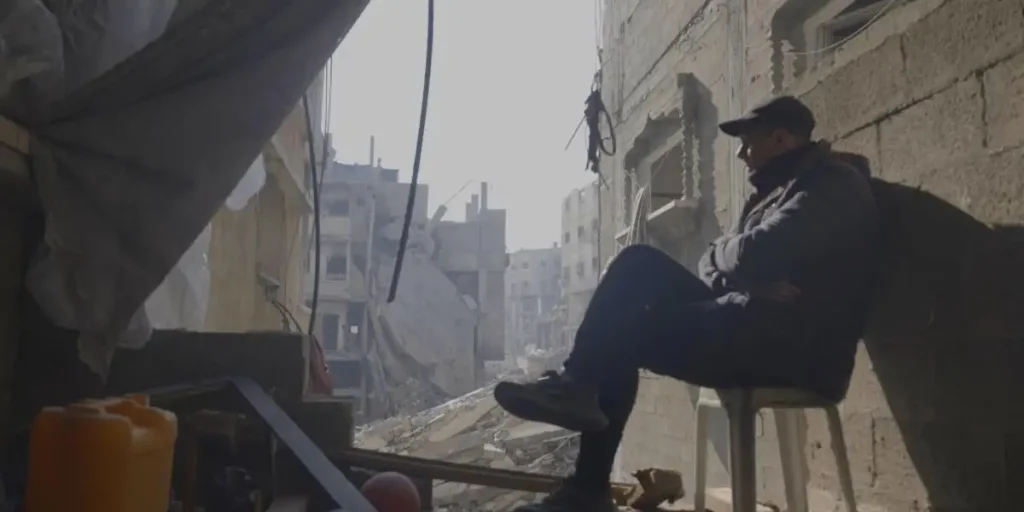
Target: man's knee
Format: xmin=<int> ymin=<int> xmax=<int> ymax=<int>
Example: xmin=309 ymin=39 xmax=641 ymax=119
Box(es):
xmin=608 ymin=245 xmax=672 ymax=273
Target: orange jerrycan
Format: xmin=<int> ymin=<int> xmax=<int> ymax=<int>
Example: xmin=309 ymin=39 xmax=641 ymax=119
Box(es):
xmin=24 ymin=394 xmax=178 ymax=512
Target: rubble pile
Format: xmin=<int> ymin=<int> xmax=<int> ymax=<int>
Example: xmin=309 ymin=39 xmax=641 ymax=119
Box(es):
xmin=355 ymin=383 xmax=580 ymax=510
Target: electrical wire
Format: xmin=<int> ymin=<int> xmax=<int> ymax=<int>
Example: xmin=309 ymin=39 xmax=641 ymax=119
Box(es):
xmin=387 ymin=0 xmax=435 ymax=303
xmin=302 ymin=93 xmax=323 ymax=334
xmin=272 ymin=298 xmax=305 ymax=333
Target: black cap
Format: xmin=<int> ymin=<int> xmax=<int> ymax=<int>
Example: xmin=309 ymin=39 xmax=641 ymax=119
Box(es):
xmin=719 ymin=96 xmax=816 ymax=139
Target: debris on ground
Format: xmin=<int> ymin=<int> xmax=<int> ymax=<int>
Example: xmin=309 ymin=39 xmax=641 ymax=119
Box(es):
xmin=355 ymin=381 xmax=689 ymax=511
xmin=627 ymin=468 xmax=685 ymax=510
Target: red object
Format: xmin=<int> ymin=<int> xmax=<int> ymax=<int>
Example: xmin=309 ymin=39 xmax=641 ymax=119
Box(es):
xmin=360 ymin=472 xmax=422 ymax=512
xmin=307 ymin=335 xmax=333 ymax=395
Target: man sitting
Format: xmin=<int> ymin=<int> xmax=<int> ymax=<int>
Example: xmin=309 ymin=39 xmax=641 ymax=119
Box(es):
xmin=494 ymin=96 xmax=880 ymax=511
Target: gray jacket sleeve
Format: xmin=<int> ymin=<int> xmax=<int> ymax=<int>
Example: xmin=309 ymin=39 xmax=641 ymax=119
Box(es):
xmin=711 ymin=167 xmax=872 ymax=284
xmin=698 ymin=239 xmax=730 ymax=291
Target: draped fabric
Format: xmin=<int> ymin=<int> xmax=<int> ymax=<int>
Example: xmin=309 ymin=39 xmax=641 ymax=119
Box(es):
xmin=3 ymin=0 xmax=368 ymax=375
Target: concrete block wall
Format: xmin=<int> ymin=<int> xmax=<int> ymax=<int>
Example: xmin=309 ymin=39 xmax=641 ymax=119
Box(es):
xmin=599 ymin=0 xmax=1024 ymax=510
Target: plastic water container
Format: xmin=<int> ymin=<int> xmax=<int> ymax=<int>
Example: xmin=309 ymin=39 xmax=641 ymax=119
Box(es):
xmin=24 ymin=394 xmax=178 ymax=512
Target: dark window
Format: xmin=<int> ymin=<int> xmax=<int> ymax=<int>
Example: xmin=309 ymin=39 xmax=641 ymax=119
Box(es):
xmin=577 ymin=226 xmax=585 ymax=238
xmin=346 ymin=303 xmax=365 ymax=330
xmin=563 ymin=232 xmax=571 ymax=244
xmin=327 ymin=200 xmax=350 ymax=216
xmin=821 ymin=0 xmax=889 ymax=47
xmin=326 ymin=255 xmax=347 ymax=279
xmin=322 ymin=314 xmax=339 ymax=351
xmin=327 ymin=359 xmax=362 ymax=389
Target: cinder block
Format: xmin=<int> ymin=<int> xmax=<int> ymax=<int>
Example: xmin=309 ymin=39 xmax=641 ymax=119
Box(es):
xmin=983 ymin=51 xmax=1024 ymax=151
xmin=840 ymin=410 xmax=876 ymax=493
xmin=925 ymin=145 xmax=1024 ymax=224
xmin=931 ymin=339 xmax=1009 ymax=422
xmin=867 ymin=415 xmax=928 ymax=507
xmin=878 ymin=78 xmax=985 ymax=182
xmin=902 ymin=0 xmax=1024 ymax=100
xmin=804 ymin=408 xmax=840 ymax=495
xmin=842 ymin=345 xmax=887 ymax=415
xmin=801 ymin=36 xmax=909 ymax=139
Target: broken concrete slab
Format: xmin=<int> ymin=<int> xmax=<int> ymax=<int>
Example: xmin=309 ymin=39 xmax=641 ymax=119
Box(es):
xmin=428 ymin=396 xmax=498 ymax=443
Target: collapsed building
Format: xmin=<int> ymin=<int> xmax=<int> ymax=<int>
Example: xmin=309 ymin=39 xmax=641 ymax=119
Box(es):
xmin=307 ymin=154 xmax=507 ymax=420
xmin=355 ymin=382 xmax=582 ymax=511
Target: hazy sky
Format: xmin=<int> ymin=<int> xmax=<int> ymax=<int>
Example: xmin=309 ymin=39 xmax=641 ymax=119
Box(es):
xmin=328 ymin=0 xmax=602 ymax=251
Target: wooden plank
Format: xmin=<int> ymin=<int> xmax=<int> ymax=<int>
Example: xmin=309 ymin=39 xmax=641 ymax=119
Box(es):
xmin=106 ymin=331 xmax=308 ymax=404
xmin=334 ymin=447 xmax=634 ymax=496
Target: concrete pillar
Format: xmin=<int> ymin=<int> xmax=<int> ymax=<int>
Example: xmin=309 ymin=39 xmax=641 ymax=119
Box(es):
xmin=467 ymin=194 xmax=480 ymax=222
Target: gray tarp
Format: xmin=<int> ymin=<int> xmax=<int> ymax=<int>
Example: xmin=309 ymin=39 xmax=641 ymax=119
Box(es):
xmin=1 ymin=0 xmax=369 ymax=375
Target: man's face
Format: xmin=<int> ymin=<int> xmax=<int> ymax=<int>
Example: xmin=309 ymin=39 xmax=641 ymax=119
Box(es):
xmin=737 ymin=128 xmax=790 ymax=172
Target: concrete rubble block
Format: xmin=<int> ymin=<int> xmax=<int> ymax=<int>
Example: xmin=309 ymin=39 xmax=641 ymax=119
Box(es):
xmin=800 ymin=36 xmax=908 ymax=139
xmin=878 ymin=77 xmax=985 ymax=183
xmin=983 ymin=51 xmax=1024 ymax=151
xmin=427 ymin=396 xmax=498 ymax=443
xmin=411 ymin=431 xmax=486 ymax=460
xmin=500 ymin=422 xmax=568 ymax=450
xmin=626 ymin=468 xmax=685 ymax=510
xmin=902 ymin=0 xmax=1024 ymax=100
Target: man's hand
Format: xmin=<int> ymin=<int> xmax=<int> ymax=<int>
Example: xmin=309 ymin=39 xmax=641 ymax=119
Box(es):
xmin=749 ymin=280 xmax=801 ymax=302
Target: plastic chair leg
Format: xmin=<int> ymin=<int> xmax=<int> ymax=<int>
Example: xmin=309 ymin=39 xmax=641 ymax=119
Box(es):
xmin=694 ymin=401 xmax=711 ymax=512
xmin=775 ymin=409 xmax=809 ymax=512
xmin=727 ymin=391 xmax=758 ymax=512
xmin=826 ymin=405 xmax=858 ymax=512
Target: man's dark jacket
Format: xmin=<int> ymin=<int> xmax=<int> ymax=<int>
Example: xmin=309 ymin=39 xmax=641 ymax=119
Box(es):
xmin=697 ymin=141 xmax=880 ymax=401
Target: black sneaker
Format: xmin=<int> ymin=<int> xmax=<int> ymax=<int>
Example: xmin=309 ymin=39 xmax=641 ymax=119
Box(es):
xmin=494 ymin=371 xmax=609 ymax=432
xmin=513 ymin=485 xmax=620 ymax=512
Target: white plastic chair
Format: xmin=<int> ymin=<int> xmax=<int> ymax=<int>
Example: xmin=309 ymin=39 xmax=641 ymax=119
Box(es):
xmin=693 ymin=387 xmax=857 ymax=512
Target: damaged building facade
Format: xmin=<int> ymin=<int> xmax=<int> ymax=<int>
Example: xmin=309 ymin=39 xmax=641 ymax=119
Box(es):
xmin=306 ymin=165 xmax=507 ymax=419
xmin=596 ymin=0 xmax=1024 ymax=509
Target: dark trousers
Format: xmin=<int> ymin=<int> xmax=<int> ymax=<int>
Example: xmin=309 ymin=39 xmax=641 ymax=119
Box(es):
xmin=563 ymin=245 xmax=750 ymax=490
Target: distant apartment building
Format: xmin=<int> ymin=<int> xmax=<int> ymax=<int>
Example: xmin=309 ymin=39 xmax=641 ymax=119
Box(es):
xmin=560 ymin=181 xmax=601 ymax=339
xmin=306 ymin=158 xmax=428 ymax=411
xmin=505 ymin=245 xmax=561 ymax=354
